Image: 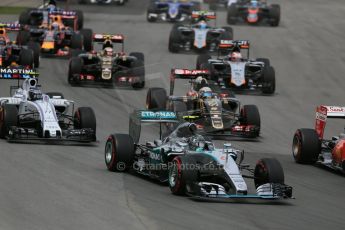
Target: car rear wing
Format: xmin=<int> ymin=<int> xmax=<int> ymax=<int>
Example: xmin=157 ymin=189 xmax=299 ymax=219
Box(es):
xmin=219 ymin=40 xmax=250 ymax=49
xmin=315 ymin=105 xmax=345 ymax=139
xmin=0 ymin=23 xmax=21 ymax=31
xmin=191 ymin=11 xmax=216 ymax=20
xmin=93 ymin=34 xmax=124 ymax=43
xmin=129 ymin=110 xmax=179 ymax=143
xmin=170 ymin=69 xmax=209 ymax=96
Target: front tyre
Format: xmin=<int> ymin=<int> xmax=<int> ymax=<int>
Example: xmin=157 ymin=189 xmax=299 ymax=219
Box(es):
xmin=105 ymin=134 xmax=135 ymax=172
xmin=292 ymin=128 xmax=320 ymax=164
xmin=254 ymin=158 xmax=284 ymax=188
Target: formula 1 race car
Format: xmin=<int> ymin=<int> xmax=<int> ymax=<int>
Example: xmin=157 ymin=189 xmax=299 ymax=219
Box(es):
xmin=17 ymin=11 xmax=93 ymax=57
xmin=105 ymin=110 xmax=293 ymax=200
xmin=147 ymin=0 xmax=201 ymax=23
xmin=227 ymin=0 xmax=280 ymax=26
xmin=292 ymin=106 xmax=345 ymax=173
xmin=0 ymin=68 xmax=97 ymax=143
xmin=168 ymin=11 xmax=233 ymax=53
xmin=0 ymin=23 xmax=40 ymax=68
xmin=19 ymin=0 xmax=84 ymax=29
xmin=78 ymin=0 xmax=129 ymax=5
xmin=68 ymin=34 xmax=145 ymax=88
xmin=146 ymin=68 xmax=261 ymax=137
xmin=196 ymin=40 xmax=275 ymax=94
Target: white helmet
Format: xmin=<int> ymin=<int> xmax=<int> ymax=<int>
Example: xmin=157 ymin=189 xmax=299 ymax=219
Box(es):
xmin=104 ymin=47 xmax=113 ymax=56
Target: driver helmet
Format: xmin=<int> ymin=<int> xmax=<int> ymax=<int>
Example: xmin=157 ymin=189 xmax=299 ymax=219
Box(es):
xmin=199 ymin=86 xmax=212 ymax=98
xmin=28 ymin=88 xmax=43 ymax=101
xmin=0 ymin=37 xmax=6 ymax=46
xmin=189 ymin=135 xmax=206 ymax=151
xmin=229 ymin=51 xmax=242 ymax=62
xmin=47 ymin=0 xmax=57 ymax=12
xmin=198 ymin=20 xmax=208 ymax=29
xmin=103 ymin=47 xmax=113 ymax=56
xmin=50 ymin=22 xmax=59 ymax=31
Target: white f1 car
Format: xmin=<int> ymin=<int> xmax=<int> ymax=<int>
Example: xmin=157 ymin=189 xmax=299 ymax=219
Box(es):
xmin=0 ymin=68 xmax=97 ymax=143
xmin=78 ymin=0 xmax=128 ymax=5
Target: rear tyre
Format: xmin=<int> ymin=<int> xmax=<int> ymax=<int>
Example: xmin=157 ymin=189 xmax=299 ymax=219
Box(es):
xmin=130 ymin=53 xmax=145 ymax=89
xmin=261 ymin=66 xmax=276 ymax=94
xmin=76 ymin=10 xmax=84 ymax=29
xmin=146 ymin=87 xmax=167 ymax=110
xmin=70 ymin=34 xmax=83 ymax=50
xmin=169 ymin=155 xmax=198 ymax=195
xmin=221 ymin=26 xmax=234 ymax=40
xmin=240 ymin=105 xmax=260 ymax=135
xmin=269 ymin=4 xmax=280 ymax=27
xmin=19 ymin=10 xmax=30 ymax=25
xmin=168 ymin=24 xmax=182 ymax=53
xmin=147 ymin=7 xmax=157 ymax=22
xmin=80 ymin=28 xmax=93 ymax=52
xmin=105 ymin=134 xmax=135 ymax=172
xmin=256 ymin=58 xmax=270 ymax=67
xmin=254 ymin=158 xmax=285 ymax=188
xmin=130 ymin=52 xmax=145 ymax=63
xmin=16 ymin=30 xmax=30 ymax=45
xmin=27 ymin=41 xmax=40 ymax=68
xmin=292 ymin=129 xmax=320 ymax=164
xmin=68 ymin=57 xmax=83 ymax=84
xmin=19 ymin=49 xmax=34 ymax=68
xmin=227 ymin=4 xmax=238 ymax=25
xmin=74 ymin=107 xmax=97 ymax=138
xmin=196 ymin=54 xmax=211 ymax=69
xmin=0 ymin=104 xmax=18 ymax=138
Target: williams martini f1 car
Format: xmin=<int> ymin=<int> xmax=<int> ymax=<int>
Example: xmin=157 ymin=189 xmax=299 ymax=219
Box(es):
xmin=292 ymin=105 xmax=345 ymax=173
xmin=147 ymin=0 xmax=201 ymax=23
xmin=227 ymin=0 xmax=280 ymax=27
xmin=196 ymin=40 xmax=275 ymax=94
xmin=78 ymin=0 xmax=128 ymax=5
xmin=68 ymin=34 xmax=145 ymax=88
xmin=146 ymin=68 xmax=261 ymax=137
xmin=0 ymin=68 xmax=97 ymax=143
xmin=168 ymin=11 xmax=233 ymax=53
xmin=105 ymin=110 xmax=293 ymax=200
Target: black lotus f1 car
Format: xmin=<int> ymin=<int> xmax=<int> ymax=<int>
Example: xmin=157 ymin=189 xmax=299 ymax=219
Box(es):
xmin=68 ymin=34 xmax=145 ymax=88
xmin=146 ymin=68 xmax=261 ymax=137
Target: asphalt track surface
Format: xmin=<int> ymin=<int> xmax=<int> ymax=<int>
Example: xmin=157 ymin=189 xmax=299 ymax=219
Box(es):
xmin=1 ymin=0 xmax=345 ymax=229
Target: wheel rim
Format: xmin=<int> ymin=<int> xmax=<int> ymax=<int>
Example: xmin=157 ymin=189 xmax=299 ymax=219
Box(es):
xmin=105 ymin=140 xmax=113 ymax=164
xmin=292 ymin=135 xmax=301 ymax=159
xmin=169 ymin=161 xmax=179 ymax=187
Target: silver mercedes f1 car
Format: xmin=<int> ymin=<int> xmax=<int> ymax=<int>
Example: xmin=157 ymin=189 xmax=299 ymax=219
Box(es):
xmin=105 ymin=110 xmax=293 ymax=201
xmin=0 ymin=68 xmax=97 ymax=143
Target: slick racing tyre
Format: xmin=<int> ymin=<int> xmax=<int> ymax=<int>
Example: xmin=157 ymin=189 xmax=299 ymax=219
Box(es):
xmin=19 ymin=49 xmax=34 ymax=68
xmin=74 ymin=107 xmax=97 ymax=138
xmin=146 ymin=87 xmax=167 ymax=110
xmin=221 ymin=26 xmax=234 ymax=40
xmin=18 ymin=9 xmax=30 ymax=25
xmin=105 ymin=134 xmax=135 ymax=172
xmin=240 ymin=105 xmax=261 ymax=131
xmin=68 ymin=57 xmax=83 ymax=84
xmin=269 ymin=4 xmax=280 ymax=27
xmin=130 ymin=52 xmax=145 ymax=89
xmin=196 ymin=54 xmax=211 ymax=69
xmin=70 ymin=34 xmax=83 ymax=50
xmin=292 ymin=129 xmax=320 ymax=164
xmin=261 ymin=66 xmax=276 ymax=94
xmin=254 ymin=158 xmax=284 ymax=188
xmin=80 ymin=28 xmax=93 ymax=52
xmin=27 ymin=41 xmax=40 ymax=68
xmin=227 ymin=4 xmax=238 ymax=25
xmin=168 ymin=27 xmax=182 ymax=53
xmin=76 ymin=10 xmax=84 ymax=29
xmin=0 ymin=104 xmax=18 ymax=138
xmin=16 ymin=30 xmax=30 ymax=45
xmin=169 ymin=155 xmax=198 ymax=195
